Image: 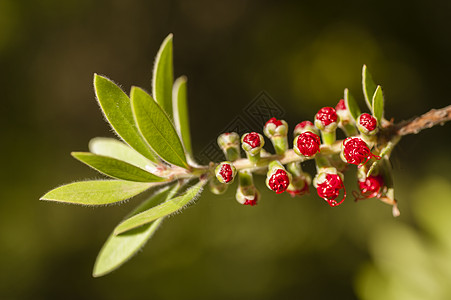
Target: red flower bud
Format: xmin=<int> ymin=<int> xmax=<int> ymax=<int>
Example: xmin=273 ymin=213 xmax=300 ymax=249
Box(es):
xmin=294 ymin=120 xmax=318 ymax=136
xmin=357 ymin=113 xmax=378 ymax=134
xmin=236 ymin=177 xmax=259 ymax=206
xmin=243 ymin=132 xmax=261 ymax=148
xmin=315 ymin=107 xmax=338 ymax=127
xmin=267 ymin=169 xmax=290 ymax=194
xmin=294 ymin=131 xmax=321 ymax=157
xmin=342 ymin=137 xmax=380 ymax=166
xmin=266 ymin=117 xmax=283 ymax=127
xmin=316 ymin=173 xmax=346 ymax=207
xmin=335 ymin=99 xmax=346 ymax=111
xmin=264 ymin=117 xmax=288 ymax=138
xmin=244 ymin=196 xmax=258 ymax=206
xmin=215 ymin=162 xmax=237 ymax=184
xmin=286 ymin=176 xmax=310 ymax=197
xmin=357 ymin=175 xmax=384 ymax=199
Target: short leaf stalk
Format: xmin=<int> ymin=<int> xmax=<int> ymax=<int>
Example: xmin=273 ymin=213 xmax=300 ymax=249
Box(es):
xmin=40 ymin=34 xmax=451 ymax=277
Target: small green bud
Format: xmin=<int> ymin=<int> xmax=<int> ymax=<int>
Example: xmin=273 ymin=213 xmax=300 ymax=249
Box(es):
xmin=217 ymin=132 xmax=241 ymax=161
xmin=209 ymin=178 xmax=228 ymax=195
xmin=294 ymin=121 xmax=319 ymax=136
xmin=236 ymin=170 xmax=259 ymax=206
xmin=241 ymin=132 xmax=265 ymax=164
xmin=263 ymin=118 xmax=288 ymax=155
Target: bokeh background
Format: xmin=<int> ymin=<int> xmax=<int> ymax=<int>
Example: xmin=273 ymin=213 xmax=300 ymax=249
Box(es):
xmin=1 ymin=0 xmax=451 ymax=299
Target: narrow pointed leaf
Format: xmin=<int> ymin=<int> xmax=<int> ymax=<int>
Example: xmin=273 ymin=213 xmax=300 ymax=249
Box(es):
xmin=362 ymin=65 xmax=377 ymax=110
xmin=94 ymin=74 xmax=158 ymax=163
xmin=71 ymin=152 xmax=166 ymax=183
xmin=372 ymin=85 xmax=384 ymax=126
xmin=152 ymin=34 xmax=174 ymax=119
xmin=93 ymin=183 xmax=180 ymax=277
xmin=172 ymin=76 xmax=193 ymax=157
xmin=40 ymin=180 xmax=154 ymax=205
xmin=366 ymin=137 xmax=398 ymax=177
xmin=114 ymin=179 xmax=206 ymax=235
xmin=344 ymin=88 xmax=361 ymax=123
xmin=89 ymin=137 xmax=154 ymax=170
xmin=131 ymin=87 xmax=188 ymax=169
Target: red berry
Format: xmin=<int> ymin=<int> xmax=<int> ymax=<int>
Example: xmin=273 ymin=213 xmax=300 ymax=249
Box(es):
xmin=315 ymin=107 xmax=338 ymax=126
xmin=296 ymin=131 xmax=321 ymax=157
xmin=268 ymin=169 xmax=290 ymax=194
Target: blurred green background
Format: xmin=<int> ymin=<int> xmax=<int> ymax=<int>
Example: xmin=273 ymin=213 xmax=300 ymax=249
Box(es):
xmin=1 ymin=0 xmax=450 ymax=299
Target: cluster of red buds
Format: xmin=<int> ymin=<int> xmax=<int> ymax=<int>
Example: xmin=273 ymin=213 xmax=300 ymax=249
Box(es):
xmin=210 ymin=101 xmax=398 ymax=216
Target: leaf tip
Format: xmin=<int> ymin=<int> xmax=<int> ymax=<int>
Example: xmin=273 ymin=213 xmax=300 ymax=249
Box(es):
xmin=93 ymin=73 xmax=102 ymax=84
xmin=92 ymin=264 xmax=106 ymax=278
xmin=174 ymin=75 xmax=188 ymax=86
xmin=165 ymin=33 xmax=173 ymax=41
xmin=113 ymin=226 xmax=124 ymax=236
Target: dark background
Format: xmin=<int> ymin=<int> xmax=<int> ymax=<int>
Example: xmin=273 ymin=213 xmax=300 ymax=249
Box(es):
xmin=1 ymin=1 xmax=450 ymax=299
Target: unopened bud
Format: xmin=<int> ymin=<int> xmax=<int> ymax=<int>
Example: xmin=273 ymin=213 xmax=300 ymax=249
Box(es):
xmin=215 ymin=161 xmax=237 ymax=184
xmin=263 ymin=117 xmax=288 ymax=138
xmin=217 ymin=132 xmax=241 ymax=161
xmin=335 ymin=99 xmax=358 ymax=136
xmin=286 ymin=173 xmax=311 ymax=197
xmin=357 ymin=175 xmax=384 ymax=199
xmin=209 ymin=178 xmax=228 ymax=195
xmin=266 ymin=161 xmax=291 ymax=194
xmin=293 ymin=131 xmax=321 ymax=158
xmin=315 ymin=107 xmax=339 ymax=145
xmin=264 ymin=118 xmax=289 ymax=155
xmin=236 ymin=170 xmax=259 ymax=206
xmin=313 ymin=167 xmax=345 ymax=207
xmin=357 ymin=113 xmax=378 ymax=135
xmin=241 ymin=132 xmax=264 ymax=155
xmin=341 ymin=137 xmax=380 ymax=167
xmin=241 ymin=132 xmax=265 ymax=164
xmin=294 ymin=120 xmax=318 ymax=136
xmin=315 ymin=107 xmax=339 ymax=132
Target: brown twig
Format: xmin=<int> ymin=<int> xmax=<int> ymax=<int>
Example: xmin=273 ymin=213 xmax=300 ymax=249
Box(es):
xmin=393 ymin=105 xmax=451 ymax=136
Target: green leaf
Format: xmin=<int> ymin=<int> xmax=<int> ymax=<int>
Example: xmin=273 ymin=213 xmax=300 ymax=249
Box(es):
xmin=362 ymin=65 xmax=377 ymax=111
xmin=89 ymin=137 xmax=154 ymax=170
xmin=131 ymin=87 xmax=188 ymax=169
xmin=71 ymin=152 xmax=166 ymax=183
xmin=366 ymin=136 xmax=399 ymax=177
xmin=344 ymin=88 xmax=361 ymax=122
xmin=92 ymin=183 xmax=180 ymax=277
xmin=114 ymin=179 xmax=206 ymax=235
xmin=40 ymin=180 xmax=154 ymax=205
xmin=172 ymin=76 xmax=193 ymax=157
xmin=152 ymin=34 xmax=174 ymax=119
xmin=94 ymin=74 xmax=159 ymax=163
xmin=372 ymin=85 xmax=384 ymax=126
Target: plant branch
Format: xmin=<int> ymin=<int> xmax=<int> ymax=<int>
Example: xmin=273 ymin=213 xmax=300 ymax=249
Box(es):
xmin=391 ymin=105 xmax=451 ymax=136
xmin=231 ymin=141 xmax=342 ymax=172
xmin=183 ymin=106 xmax=451 ymax=177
